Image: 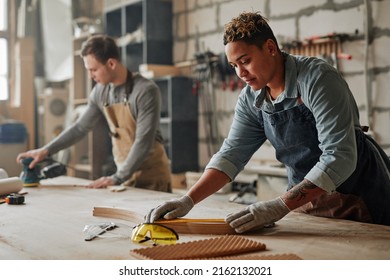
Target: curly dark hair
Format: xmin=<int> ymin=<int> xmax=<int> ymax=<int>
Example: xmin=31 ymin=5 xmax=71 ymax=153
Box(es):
xmin=223 ymin=11 xmax=280 ymax=50
xmin=81 ymin=34 xmax=121 ymax=64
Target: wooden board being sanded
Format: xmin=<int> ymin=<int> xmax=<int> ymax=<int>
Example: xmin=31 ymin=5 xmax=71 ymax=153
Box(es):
xmin=93 ymin=206 xmax=236 ymax=235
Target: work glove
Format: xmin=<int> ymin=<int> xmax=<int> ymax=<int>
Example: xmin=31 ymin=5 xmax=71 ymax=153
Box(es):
xmin=145 ymin=195 xmax=194 ymax=223
xmin=225 ymin=197 xmax=290 ymax=233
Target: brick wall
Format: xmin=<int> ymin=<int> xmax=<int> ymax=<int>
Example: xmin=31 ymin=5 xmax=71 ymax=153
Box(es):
xmin=172 ymin=0 xmax=390 ymax=168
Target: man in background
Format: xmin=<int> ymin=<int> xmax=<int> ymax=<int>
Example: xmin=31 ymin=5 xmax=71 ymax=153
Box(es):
xmin=17 ymin=35 xmax=172 ymax=192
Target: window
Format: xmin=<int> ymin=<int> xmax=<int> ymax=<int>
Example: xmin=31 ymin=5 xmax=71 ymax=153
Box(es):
xmin=0 ymin=0 xmax=5 ymax=30
xmin=0 ymin=0 xmax=8 ymax=100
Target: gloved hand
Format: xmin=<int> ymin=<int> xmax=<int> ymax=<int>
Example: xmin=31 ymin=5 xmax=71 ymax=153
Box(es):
xmin=225 ymin=197 xmax=290 ymax=233
xmin=145 ymin=195 xmax=194 ymax=223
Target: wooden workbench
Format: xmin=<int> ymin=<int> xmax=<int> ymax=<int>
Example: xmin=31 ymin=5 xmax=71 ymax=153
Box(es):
xmin=1 ymin=176 xmax=389 ymax=260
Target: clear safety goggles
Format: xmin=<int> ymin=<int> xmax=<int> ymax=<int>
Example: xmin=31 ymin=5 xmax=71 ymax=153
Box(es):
xmin=131 ymin=223 xmax=179 ymax=246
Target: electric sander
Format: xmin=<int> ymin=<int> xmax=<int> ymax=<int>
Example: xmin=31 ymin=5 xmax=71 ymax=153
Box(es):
xmin=20 ymin=157 xmax=67 ymax=187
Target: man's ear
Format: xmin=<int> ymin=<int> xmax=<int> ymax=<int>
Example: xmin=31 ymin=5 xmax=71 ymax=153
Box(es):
xmin=106 ymin=58 xmax=118 ymax=69
xmin=265 ymin=39 xmax=277 ymax=55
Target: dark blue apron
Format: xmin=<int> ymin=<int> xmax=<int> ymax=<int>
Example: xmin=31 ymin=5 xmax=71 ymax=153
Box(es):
xmin=257 ymin=98 xmax=390 ymax=225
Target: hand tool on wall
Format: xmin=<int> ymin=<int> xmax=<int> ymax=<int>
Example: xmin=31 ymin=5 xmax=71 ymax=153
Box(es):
xmin=305 ymin=32 xmax=351 ymax=43
xmin=19 ymin=157 xmax=67 ymax=187
xmin=282 ymin=32 xmax=354 ymax=70
xmin=193 ymin=51 xmax=222 ymax=157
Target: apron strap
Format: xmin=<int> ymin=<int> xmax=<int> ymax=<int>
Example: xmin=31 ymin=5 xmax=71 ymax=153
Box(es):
xmin=104 ymin=70 xmax=134 ymax=106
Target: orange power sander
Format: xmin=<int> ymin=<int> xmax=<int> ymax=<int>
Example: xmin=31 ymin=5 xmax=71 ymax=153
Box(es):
xmin=20 ymin=157 xmax=67 ymax=187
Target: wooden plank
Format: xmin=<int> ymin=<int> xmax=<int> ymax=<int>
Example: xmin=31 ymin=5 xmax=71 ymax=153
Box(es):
xmin=92 ymin=206 xmax=236 ymax=235
xmin=39 ymin=175 xmax=93 ymax=187
xmin=139 ymin=64 xmax=181 ymax=78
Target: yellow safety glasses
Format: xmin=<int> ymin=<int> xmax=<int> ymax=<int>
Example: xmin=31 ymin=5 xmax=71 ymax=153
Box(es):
xmin=131 ymin=223 xmax=179 ymax=246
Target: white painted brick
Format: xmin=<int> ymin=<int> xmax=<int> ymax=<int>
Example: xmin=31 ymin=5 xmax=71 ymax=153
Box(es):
xmin=198 ymin=90 xmax=206 ymax=115
xmin=174 ymin=37 xmax=199 ymax=62
xmin=373 ymin=72 xmax=390 ymax=108
xmin=270 ymin=0 xmax=326 ymax=15
xmin=224 ymin=88 xmax=241 ymax=109
xmin=214 ymin=90 xmax=237 ymax=136
xmin=219 ymin=0 xmax=266 ymax=26
xmin=373 ymin=111 xmax=390 ymax=145
xmin=344 ymin=74 xmax=366 ymax=109
xmin=337 ymin=40 xmax=365 ymax=73
xmin=197 ymin=32 xmax=225 ymax=54
xmin=186 ymin=37 xmax=198 ymax=60
xmin=197 ymin=0 xmax=212 ymax=7
xmin=359 ymin=112 xmax=369 ymax=130
xmin=333 ymin=0 xmax=355 ymax=4
xmin=198 ymin=114 xmax=221 ymax=165
xmin=198 ymin=143 xmax=211 ymax=168
xmin=187 ymin=6 xmax=217 ymax=35
xmin=173 ymin=40 xmax=192 ymax=63
xmin=185 ymin=0 xmax=197 ymax=10
xmin=172 ymin=0 xmax=186 ymax=13
xmin=372 ymin=37 xmax=390 ymax=69
xmin=198 ymin=114 xmax=207 ymax=138
xmin=218 ymin=117 xmax=233 ymax=137
xmin=175 ymin=12 xmax=187 ymax=38
xmin=299 ymin=8 xmax=364 ymax=40
xmin=372 ymin=0 xmax=390 ymax=29
xmin=344 ymin=75 xmax=369 ymax=126
xmin=213 ymin=0 xmax=232 ymax=3
xmin=270 ymin=18 xmax=298 ymax=44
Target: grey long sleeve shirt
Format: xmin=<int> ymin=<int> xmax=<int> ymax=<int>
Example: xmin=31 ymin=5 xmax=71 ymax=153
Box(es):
xmin=44 ymin=73 xmax=163 ymax=183
xmin=206 ymin=52 xmax=361 ymax=193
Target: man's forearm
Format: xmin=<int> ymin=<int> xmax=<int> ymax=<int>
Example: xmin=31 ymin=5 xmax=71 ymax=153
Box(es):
xmin=187 ymin=168 xmax=231 ymax=204
xmin=281 ymin=179 xmax=326 ymax=210
xmin=43 ymin=123 xmax=88 ymax=155
xmin=43 ymin=104 xmax=101 ymax=155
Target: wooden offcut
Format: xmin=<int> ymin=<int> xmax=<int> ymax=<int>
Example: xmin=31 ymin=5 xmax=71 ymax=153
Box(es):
xmin=139 ymin=64 xmax=181 ymax=78
xmin=92 ymin=206 xmax=236 ymax=235
xmin=130 ymin=235 xmax=266 ymax=260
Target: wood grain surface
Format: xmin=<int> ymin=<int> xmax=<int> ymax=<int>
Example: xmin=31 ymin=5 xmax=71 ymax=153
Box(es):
xmin=1 ymin=176 xmax=389 ymax=260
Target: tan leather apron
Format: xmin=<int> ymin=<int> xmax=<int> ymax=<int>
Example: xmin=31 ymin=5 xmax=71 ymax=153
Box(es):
xmin=103 ymin=73 xmax=171 ymax=192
